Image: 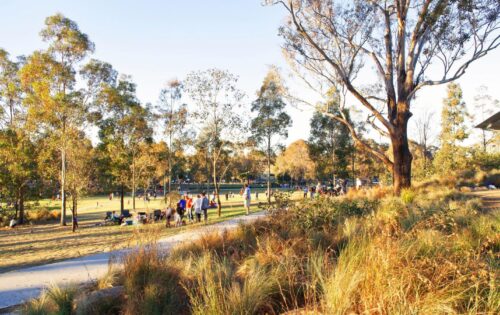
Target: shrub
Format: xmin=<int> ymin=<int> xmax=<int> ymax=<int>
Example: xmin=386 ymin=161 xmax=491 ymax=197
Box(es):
xmin=45 ymin=284 xmax=77 ymax=315
xmin=123 ymin=245 xmax=185 ymax=315
xmin=184 ymin=252 xmax=279 ymax=315
xmin=400 ymin=188 xmax=416 ymax=205
xmin=75 ymin=286 xmax=123 ymax=315
xmin=26 ymin=209 xmax=60 ymax=222
xmin=23 ymin=294 xmax=50 ymax=315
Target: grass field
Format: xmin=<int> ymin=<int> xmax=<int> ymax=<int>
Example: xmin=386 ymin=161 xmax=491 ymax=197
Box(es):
xmin=0 ymin=191 xmax=300 ymax=272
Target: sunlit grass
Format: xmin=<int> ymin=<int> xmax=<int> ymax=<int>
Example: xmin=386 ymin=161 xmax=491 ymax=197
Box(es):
xmin=0 ymin=192 xmax=301 ymax=272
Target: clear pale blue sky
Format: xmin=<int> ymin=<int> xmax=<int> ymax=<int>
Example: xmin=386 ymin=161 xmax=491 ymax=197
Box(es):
xmin=1 ymin=0 xmax=499 ymax=144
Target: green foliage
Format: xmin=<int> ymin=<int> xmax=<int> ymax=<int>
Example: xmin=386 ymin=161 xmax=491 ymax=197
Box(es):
xmin=434 ymin=83 xmax=470 ymax=175
xmin=308 ymin=91 xmax=353 ymax=180
xmin=400 ymin=188 xmax=416 ymax=205
xmin=294 ymin=197 xmax=377 ymax=231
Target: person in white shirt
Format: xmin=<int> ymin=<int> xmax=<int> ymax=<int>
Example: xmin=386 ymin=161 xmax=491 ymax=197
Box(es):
xmin=242 ymin=184 xmax=251 ymax=215
xmin=193 ymin=194 xmax=203 ymax=223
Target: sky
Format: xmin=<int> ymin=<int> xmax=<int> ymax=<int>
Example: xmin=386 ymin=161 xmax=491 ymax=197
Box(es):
xmin=0 ymin=0 xmax=499 ymax=146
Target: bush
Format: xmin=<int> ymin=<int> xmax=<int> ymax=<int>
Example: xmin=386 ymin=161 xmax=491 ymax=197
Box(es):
xmin=75 ymin=287 xmax=123 ymax=315
xmin=400 ymin=188 xmax=416 ymax=205
xmin=45 ymin=284 xmax=77 ymax=315
xmin=26 ymin=209 xmax=60 ymax=222
xmin=123 ymin=245 xmax=186 ymax=315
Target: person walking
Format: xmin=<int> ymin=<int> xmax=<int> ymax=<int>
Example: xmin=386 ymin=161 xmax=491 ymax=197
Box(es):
xmin=201 ymin=192 xmax=209 ymax=223
xmin=194 ymin=194 xmax=202 ymax=223
xmin=242 ymin=184 xmax=251 ymax=215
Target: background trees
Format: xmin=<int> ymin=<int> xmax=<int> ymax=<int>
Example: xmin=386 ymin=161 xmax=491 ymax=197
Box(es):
xmin=96 ymin=76 xmax=153 ymax=212
xmin=0 ymin=10 xmax=498 ymax=229
xmin=20 ymin=14 xmax=94 ymax=225
xmin=185 ymin=69 xmax=244 ymax=216
xmin=157 ymin=79 xmax=188 ymax=195
xmin=275 ymin=140 xmax=315 ymax=184
xmin=250 ymin=68 xmax=291 ymax=204
xmin=434 ymin=83 xmax=470 ymax=174
xmin=309 ymin=96 xmax=353 ymax=182
xmin=269 ymin=0 xmax=500 ymax=193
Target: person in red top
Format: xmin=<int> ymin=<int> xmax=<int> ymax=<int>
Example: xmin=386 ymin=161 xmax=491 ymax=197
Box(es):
xmin=186 ymin=194 xmax=194 ymax=223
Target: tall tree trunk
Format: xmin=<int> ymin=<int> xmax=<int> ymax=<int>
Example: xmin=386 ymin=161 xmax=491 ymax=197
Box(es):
xmin=18 ymin=187 xmax=24 ymax=225
xmin=267 ymin=138 xmax=271 ymax=206
xmin=9 ymin=99 xmax=14 ymax=127
xmin=391 ymin=122 xmax=412 ymax=194
xmin=351 ymin=150 xmax=355 ymax=184
xmin=120 ymin=184 xmax=124 ymax=215
xmin=72 ymin=195 xmax=77 ymax=232
xmin=60 ymin=148 xmax=67 ymax=226
xmin=163 ymin=173 xmax=167 ymax=197
xmin=132 ymin=154 xmax=136 ymax=210
xmin=213 ymin=159 xmax=222 ymax=217
xmin=168 ymin=133 xmax=172 ymax=194
xmin=482 ymin=130 xmax=487 ymax=153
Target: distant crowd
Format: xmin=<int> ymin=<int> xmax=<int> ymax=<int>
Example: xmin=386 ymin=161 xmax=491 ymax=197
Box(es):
xmin=105 ymin=184 xmax=254 ymax=227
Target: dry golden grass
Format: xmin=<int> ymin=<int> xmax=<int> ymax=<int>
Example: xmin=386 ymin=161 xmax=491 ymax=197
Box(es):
xmin=22 ymin=186 xmax=499 ymax=314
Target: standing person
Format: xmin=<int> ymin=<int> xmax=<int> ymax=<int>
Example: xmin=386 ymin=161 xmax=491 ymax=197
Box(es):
xmin=242 ymin=184 xmax=251 ymax=215
xmin=194 ymin=194 xmax=202 ymax=223
xmin=178 ymin=196 xmax=186 ymax=222
xmin=186 ymin=194 xmax=194 ymax=223
xmin=356 ymin=178 xmax=362 ymax=190
xmin=341 ymin=179 xmax=347 ymax=195
xmin=303 ymin=186 xmax=308 ymax=199
xmin=255 ymin=191 xmax=259 ymax=200
xmin=316 ymin=182 xmax=322 ymax=196
xmin=201 ymin=192 xmax=209 ymax=223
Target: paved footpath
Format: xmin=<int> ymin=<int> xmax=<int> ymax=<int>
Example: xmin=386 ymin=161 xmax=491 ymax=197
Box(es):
xmin=0 ymin=211 xmax=266 ymax=310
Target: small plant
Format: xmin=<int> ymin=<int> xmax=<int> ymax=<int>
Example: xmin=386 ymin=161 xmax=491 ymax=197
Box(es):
xmin=23 ymin=293 xmax=50 ymax=315
xmin=123 ymin=245 xmax=185 ymax=314
xmin=400 ymin=188 xmax=416 ymax=204
xmin=45 ymin=284 xmax=77 ymax=315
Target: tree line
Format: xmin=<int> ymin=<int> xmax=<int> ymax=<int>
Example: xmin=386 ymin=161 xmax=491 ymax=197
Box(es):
xmin=1 ymin=5 xmax=499 ymax=229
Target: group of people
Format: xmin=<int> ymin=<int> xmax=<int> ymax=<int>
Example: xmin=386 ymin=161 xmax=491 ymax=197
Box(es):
xmin=302 ymin=180 xmax=348 ymax=199
xmin=104 ymin=184 xmax=254 ymax=227
xmin=165 ymin=184 xmax=254 ymax=226
xmin=165 ymin=192 xmax=211 ymax=227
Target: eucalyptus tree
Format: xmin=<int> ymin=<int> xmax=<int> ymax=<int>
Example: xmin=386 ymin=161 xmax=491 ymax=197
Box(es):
xmin=0 ymin=49 xmax=22 ymax=128
xmin=65 ymin=130 xmax=94 ymax=232
xmin=433 ymin=83 xmax=470 ymax=174
xmin=268 ymin=0 xmax=500 ymax=193
xmin=20 ymin=14 xmax=94 ymax=225
xmin=250 ymin=68 xmax=291 ymax=204
xmin=0 ymin=49 xmax=38 ymax=224
xmin=185 ymin=69 xmax=245 ymax=216
xmin=157 ymin=79 xmax=188 ymax=195
xmin=309 ymin=100 xmax=353 ymax=182
xmin=96 ymin=75 xmax=153 ymax=212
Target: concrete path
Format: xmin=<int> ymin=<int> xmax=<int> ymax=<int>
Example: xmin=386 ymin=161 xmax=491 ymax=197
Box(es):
xmin=0 ymin=211 xmax=266 ymax=310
